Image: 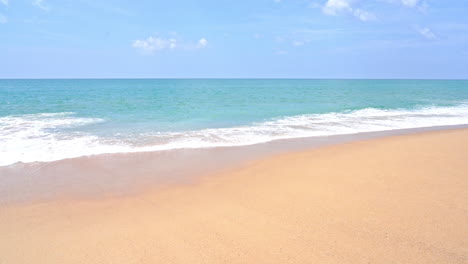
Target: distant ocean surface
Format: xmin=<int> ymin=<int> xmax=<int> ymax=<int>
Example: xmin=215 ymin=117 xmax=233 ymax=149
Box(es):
xmin=1 ymin=79 xmax=468 ymax=166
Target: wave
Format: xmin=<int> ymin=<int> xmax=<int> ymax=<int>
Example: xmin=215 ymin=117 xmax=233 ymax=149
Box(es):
xmin=137 ymin=104 xmax=468 ymax=149
xmin=1 ymin=105 xmax=468 ymax=166
xmin=0 ymin=112 xmax=120 ymax=166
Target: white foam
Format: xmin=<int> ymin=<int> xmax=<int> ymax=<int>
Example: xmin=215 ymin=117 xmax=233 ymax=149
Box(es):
xmin=0 ymin=112 xmax=129 ymax=166
xmin=139 ymin=104 xmax=468 ymax=149
xmin=1 ymin=105 xmax=468 ymax=166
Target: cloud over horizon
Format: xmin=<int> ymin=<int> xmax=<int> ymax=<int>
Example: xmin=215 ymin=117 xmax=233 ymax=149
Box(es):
xmin=401 ymin=0 xmax=420 ymax=7
xmin=132 ymin=36 xmax=208 ymax=55
xmin=322 ymin=0 xmax=376 ymax=21
xmin=417 ymin=26 xmax=437 ymax=40
xmin=0 ymin=0 xmax=466 ymax=79
xmin=33 ymin=0 xmax=49 ymax=11
xmin=198 ymin=38 xmax=208 ymax=48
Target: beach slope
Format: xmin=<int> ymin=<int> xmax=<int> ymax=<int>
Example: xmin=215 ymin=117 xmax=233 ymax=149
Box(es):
xmin=0 ymin=129 xmax=467 ymax=263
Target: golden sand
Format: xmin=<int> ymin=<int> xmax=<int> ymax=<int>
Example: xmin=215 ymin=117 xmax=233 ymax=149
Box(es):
xmin=0 ymin=129 xmax=467 ymax=263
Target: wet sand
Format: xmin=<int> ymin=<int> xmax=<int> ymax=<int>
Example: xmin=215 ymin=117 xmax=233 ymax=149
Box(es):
xmin=1 ymin=125 xmax=466 ymax=205
xmin=0 ymin=128 xmax=467 ymax=263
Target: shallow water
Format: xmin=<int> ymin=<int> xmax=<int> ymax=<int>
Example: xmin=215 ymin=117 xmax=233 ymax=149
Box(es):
xmin=1 ymin=79 xmax=468 ymax=165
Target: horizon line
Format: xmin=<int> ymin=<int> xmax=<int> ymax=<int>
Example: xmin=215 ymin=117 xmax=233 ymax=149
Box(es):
xmin=1 ymin=78 xmax=468 ymax=81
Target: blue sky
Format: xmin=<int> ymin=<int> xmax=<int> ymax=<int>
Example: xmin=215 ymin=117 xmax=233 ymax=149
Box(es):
xmin=1 ymin=0 xmax=467 ymax=78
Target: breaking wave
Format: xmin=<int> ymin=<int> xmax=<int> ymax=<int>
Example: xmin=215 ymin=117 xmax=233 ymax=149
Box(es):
xmin=1 ymin=104 xmax=468 ymax=166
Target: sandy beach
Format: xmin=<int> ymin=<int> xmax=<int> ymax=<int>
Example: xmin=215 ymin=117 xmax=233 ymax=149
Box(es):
xmin=0 ymin=128 xmax=467 ymax=263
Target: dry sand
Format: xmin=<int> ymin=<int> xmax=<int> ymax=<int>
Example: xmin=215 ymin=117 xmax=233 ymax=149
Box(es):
xmin=0 ymin=129 xmax=467 ymax=263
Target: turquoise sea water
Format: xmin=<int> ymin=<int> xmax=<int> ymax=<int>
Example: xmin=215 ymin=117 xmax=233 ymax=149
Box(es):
xmin=1 ymin=79 xmax=468 ymax=166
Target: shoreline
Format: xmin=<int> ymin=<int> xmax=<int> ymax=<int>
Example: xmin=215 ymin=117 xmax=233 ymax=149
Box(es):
xmin=0 ymin=127 xmax=466 ymax=263
xmin=1 ymin=124 xmax=468 ymax=205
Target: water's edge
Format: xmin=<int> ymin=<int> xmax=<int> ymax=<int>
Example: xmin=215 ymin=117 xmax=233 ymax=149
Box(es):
xmin=1 ymin=124 xmax=467 ymax=205
xmin=2 ymin=104 xmax=468 ymax=166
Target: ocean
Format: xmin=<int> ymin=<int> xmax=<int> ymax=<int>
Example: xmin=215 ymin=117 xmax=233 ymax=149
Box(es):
xmin=1 ymin=79 xmax=468 ymax=166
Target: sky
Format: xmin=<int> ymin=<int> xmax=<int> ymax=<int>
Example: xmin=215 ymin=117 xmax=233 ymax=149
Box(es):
xmin=1 ymin=0 xmax=468 ymax=79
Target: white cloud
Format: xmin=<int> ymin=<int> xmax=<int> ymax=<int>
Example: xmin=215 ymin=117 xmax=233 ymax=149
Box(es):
xmin=382 ymin=0 xmax=427 ymax=12
xmin=401 ymin=0 xmax=420 ymax=7
xmin=33 ymin=0 xmax=49 ymax=11
xmin=322 ymin=0 xmax=376 ymax=22
xmin=322 ymin=0 xmax=352 ymax=16
xmin=390 ymin=0 xmax=426 ymax=10
xmin=198 ymin=38 xmax=208 ymax=48
xmin=417 ymin=27 xmax=437 ymax=40
xmin=133 ymin=36 xmax=208 ymax=55
xmin=132 ymin=37 xmax=177 ymax=54
xmin=1 ymin=0 xmax=8 ymax=6
xmin=353 ymin=8 xmax=376 ymax=21
xmin=0 ymin=14 xmax=7 ymax=24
